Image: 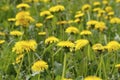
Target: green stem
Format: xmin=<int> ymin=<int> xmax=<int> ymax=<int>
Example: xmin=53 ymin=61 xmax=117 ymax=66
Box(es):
xmin=38 ymin=73 xmax=41 ymax=80
xmin=51 ymin=51 xmax=54 ymax=80
xmin=87 ymin=11 xmax=90 ymax=21
xmin=53 ymin=47 xmax=62 ymax=57
xmin=28 ymin=53 xmax=31 ymax=74
xmin=61 ymin=53 xmax=67 ymax=80
xmin=87 ymin=45 xmax=90 ymax=61
xmin=15 ymin=56 xmax=24 ymax=80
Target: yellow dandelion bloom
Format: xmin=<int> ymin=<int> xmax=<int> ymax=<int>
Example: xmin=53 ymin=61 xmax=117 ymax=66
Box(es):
xmin=115 ymin=64 xmax=120 ymax=68
xmin=76 ymin=11 xmax=82 ymax=14
xmin=10 ymin=30 xmax=23 ymax=36
xmin=57 ymin=21 xmax=68 ymax=25
xmin=97 ymin=9 xmax=105 ymax=17
xmin=110 ymin=17 xmax=120 ymax=24
xmin=57 ymin=41 xmax=75 ymax=48
xmin=8 ymin=18 xmax=16 ymax=22
xmin=116 ymin=0 xmax=120 ymax=3
xmin=67 ymin=20 xmax=74 ymax=24
xmin=75 ymin=11 xmax=84 ymax=18
xmin=12 ymin=40 xmax=37 ymax=54
xmin=40 ymin=10 xmax=51 ymax=16
xmin=49 ymin=5 xmax=65 ymax=12
xmin=35 ymin=23 xmax=43 ymax=28
xmin=102 ymin=0 xmax=108 ymax=5
xmin=0 ymin=40 xmax=5 ymax=44
xmin=93 ymin=8 xmax=101 ymax=12
xmin=75 ymin=39 xmax=89 ymax=50
xmin=105 ymin=6 xmax=113 ymax=13
xmin=80 ymin=30 xmax=92 ymax=35
xmin=38 ymin=32 xmax=46 ymax=36
xmin=84 ymin=76 xmax=102 ymax=80
xmin=62 ymin=78 xmax=73 ymax=80
xmin=16 ymin=3 xmax=30 ymax=9
xmin=31 ymin=60 xmax=48 ymax=72
xmin=40 ymin=0 xmax=50 ymax=3
xmin=74 ymin=18 xmax=81 ymax=23
xmin=13 ymin=54 xmax=24 ymax=64
xmin=107 ymin=11 xmax=114 ymax=16
xmin=82 ymin=4 xmax=91 ymax=11
xmin=104 ymin=41 xmax=120 ymax=52
xmin=92 ymin=43 xmax=105 ymax=52
xmin=15 ymin=11 xmax=34 ymax=27
xmin=45 ymin=36 xmax=59 ymax=44
xmin=87 ymin=20 xmax=98 ymax=29
xmin=93 ymin=1 xmax=101 ymax=7
xmin=95 ymin=22 xmax=107 ymax=32
xmin=65 ymin=26 xmax=79 ymax=34
xmin=46 ymin=15 xmax=54 ymax=20
xmin=105 ymin=11 xmax=114 ymax=19
xmin=0 ymin=32 xmax=5 ymax=36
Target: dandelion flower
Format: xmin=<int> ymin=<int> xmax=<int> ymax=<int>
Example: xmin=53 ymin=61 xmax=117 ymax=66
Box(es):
xmin=49 ymin=5 xmax=65 ymax=12
xmin=15 ymin=11 xmax=34 ymax=27
xmin=75 ymin=11 xmax=84 ymax=18
xmin=102 ymin=0 xmax=108 ymax=5
xmin=46 ymin=15 xmax=54 ymax=20
xmin=40 ymin=10 xmax=51 ymax=16
xmin=0 ymin=40 xmax=5 ymax=44
xmin=87 ymin=20 xmax=98 ymax=29
xmin=84 ymin=76 xmax=102 ymax=80
xmin=62 ymin=78 xmax=73 ymax=80
xmin=115 ymin=64 xmax=120 ymax=68
xmin=31 ymin=60 xmax=48 ymax=72
xmin=116 ymin=0 xmax=120 ymax=3
xmin=35 ymin=23 xmax=43 ymax=28
xmin=10 ymin=30 xmax=23 ymax=36
xmin=80 ymin=30 xmax=92 ymax=35
xmin=82 ymin=4 xmax=91 ymax=11
xmin=75 ymin=39 xmax=89 ymax=50
xmin=65 ymin=26 xmax=79 ymax=34
xmin=67 ymin=20 xmax=74 ymax=24
xmin=57 ymin=21 xmax=68 ymax=25
xmin=92 ymin=43 xmax=105 ymax=52
xmin=16 ymin=3 xmax=30 ymax=9
xmin=74 ymin=18 xmax=81 ymax=23
xmin=57 ymin=41 xmax=75 ymax=48
xmin=93 ymin=1 xmax=101 ymax=7
xmin=95 ymin=21 xmax=107 ymax=32
xmin=104 ymin=41 xmax=120 ymax=52
xmin=110 ymin=17 xmax=120 ymax=24
xmin=12 ymin=40 xmax=37 ymax=54
xmin=38 ymin=32 xmax=46 ymax=36
xmin=93 ymin=8 xmax=101 ymax=12
xmin=13 ymin=54 xmax=24 ymax=64
xmin=105 ymin=6 xmax=113 ymax=13
xmin=45 ymin=36 xmax=59 ymax=44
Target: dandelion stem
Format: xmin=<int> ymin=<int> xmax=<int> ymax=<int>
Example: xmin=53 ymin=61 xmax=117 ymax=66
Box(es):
xmin=61 ymin=53 xmax=67 ymax=80
xmin=38 ymin=73 xmax=41 ymax=80
xmin=87 ymin=11 xmax=90 ymax=21
xmin=15 ymin=56 xmax=24 ymax=80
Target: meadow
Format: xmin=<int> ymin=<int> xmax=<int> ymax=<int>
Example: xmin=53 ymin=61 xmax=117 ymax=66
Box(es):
xmin=0 ymin=0 xmax=120 ymax=80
